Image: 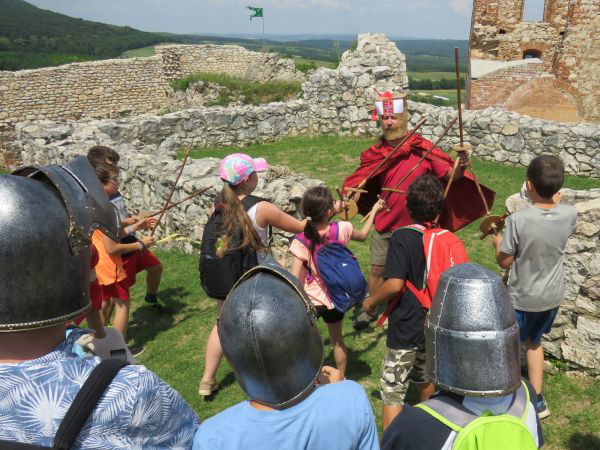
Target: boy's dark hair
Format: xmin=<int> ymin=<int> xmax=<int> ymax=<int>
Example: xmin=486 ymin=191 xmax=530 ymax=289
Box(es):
xmin=406 ymin=175 xmax=445 ymax=223
xmin=87 ymin=146 xmax=120 ymax=168
xmin=526 ymin=155 xmax=565 ymax=199
xmin=93 ymin=161 xmax=118 ymax=184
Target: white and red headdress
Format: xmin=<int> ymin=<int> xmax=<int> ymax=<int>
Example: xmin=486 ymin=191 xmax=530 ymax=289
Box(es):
xmin=371 ymin=91 xmax=407 ymax=120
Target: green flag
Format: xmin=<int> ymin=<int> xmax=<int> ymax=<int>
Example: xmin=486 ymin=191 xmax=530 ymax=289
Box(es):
xmin=247 ymin=6 xmax=263 ymax=20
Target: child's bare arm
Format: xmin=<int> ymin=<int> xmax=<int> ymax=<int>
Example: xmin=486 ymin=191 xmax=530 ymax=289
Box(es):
xmin=363 ymin=277 xmax=405 ymax=314
xmin=491 ymin=233 xmax=514 ymax=269
xmin=351 ymin=199 xmax=385 ymax=241
xmin=290 ymin=255 xmax=305 ymax=280
xmin=259 ymin=201 xmax=307 ymax=234
xmin=103 ymin=234 xmax=154 ymax=255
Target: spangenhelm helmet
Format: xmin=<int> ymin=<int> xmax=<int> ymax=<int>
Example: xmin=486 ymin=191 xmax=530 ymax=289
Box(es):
xmin=218 ymin=264 xmax=324 ymax=408
xmin=0 ymin=156 xmax=119 ymax=331
xmin=425 ymin=263 xmax=521 ymax=397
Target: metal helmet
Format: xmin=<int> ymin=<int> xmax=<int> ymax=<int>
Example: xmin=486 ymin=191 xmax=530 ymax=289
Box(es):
xmin=218 ymin=264 xmax=324 ymax=408
xmin=425 ymin=263 xmax=521 ymax=397
xmin=0 ymin=156 xmax=119 ymax=331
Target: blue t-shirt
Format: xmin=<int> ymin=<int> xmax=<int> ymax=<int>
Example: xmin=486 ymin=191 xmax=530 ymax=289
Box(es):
xmin=193 ymin=380 xmax=379 ymax=450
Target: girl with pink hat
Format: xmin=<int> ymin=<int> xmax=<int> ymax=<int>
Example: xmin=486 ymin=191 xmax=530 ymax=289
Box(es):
xmin=198 ymin=153 xmax=308 ymax=397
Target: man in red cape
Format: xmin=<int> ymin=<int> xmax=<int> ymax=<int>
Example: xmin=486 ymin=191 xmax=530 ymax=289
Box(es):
xmin=343 ymin=91 xmax=495 ymax=329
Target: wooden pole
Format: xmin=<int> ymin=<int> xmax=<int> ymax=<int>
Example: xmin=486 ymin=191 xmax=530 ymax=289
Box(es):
xmin=455 ymin=47 xmax=464 ymax=146
xmin=150 ymin=146 xmax=193 ymax=237
xmin=144 ymin=185 xmax=212 ymax=219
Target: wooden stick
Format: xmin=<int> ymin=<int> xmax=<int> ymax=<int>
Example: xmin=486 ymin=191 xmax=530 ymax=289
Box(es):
xmin=455 ymin=47 xmax=464 ymax=146
xmin=360 ymin=195 xmax=388 ymax=223
xmin=466 ymin=159 xmax=491 ymax=215
xmin=336 ymin=187 xmax=349 ymax=221
xmin=144 ymin=185 xmax=212 ymax=219
xmin=351 ymin=118 xmax=427 ymax=193
xmin=385 ymin=116 xmax=458 ymax=197
xmin=150 ymin=146 xmax=193 ymax=237
xmin=443 ymin=158 xmax=461 ymax=198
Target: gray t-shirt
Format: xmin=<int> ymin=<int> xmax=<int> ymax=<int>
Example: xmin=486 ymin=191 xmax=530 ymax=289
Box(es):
xmin=500 ymin=204 xmax=577 ymax=312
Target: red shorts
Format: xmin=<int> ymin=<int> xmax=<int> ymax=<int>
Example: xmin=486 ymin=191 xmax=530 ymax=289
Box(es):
xmin=101 ymin=280 xmax=130 ymax=301
xmin=90 ymin=279 xmax=103 ymax=311
xmin=122 ymin=249 xmax=161 ymax=287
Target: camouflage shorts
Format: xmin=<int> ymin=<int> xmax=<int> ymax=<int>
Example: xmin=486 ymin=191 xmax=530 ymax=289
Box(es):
xmin=380 ymin=345 xmax=429 ymax=406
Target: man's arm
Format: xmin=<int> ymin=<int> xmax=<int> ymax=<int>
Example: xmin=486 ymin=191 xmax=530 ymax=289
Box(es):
xmin=443 ymin=151 xmax=469 ymax=181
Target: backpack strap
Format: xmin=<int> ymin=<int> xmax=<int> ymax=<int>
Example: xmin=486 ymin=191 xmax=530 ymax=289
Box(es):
xmin=416 ymin=381 xmax=530 ymax=431
xmin=53 ymin=359 xmax=129 ymax=449
xmin=241 ymin=194 xmax=264 ymax=211
xmin=328 ymin=221 xmax=340 ymax=242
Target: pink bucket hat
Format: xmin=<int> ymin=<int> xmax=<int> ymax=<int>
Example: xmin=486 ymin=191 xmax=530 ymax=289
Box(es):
xmin=220 ymin=153 xmax=269 ymax=186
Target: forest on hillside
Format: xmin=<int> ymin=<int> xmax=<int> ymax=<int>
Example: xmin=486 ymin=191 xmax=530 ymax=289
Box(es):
xmin=0 ymin=0 xmax=175 ymax=69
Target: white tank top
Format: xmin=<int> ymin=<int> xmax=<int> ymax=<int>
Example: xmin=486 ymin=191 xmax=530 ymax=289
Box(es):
xmin=246 ymin=202 xmax=269 ymax=247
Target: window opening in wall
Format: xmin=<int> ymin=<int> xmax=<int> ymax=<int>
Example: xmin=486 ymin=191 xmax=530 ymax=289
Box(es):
xmin=523 ymin=49 xmax=542 ymax=59
xmin=499 ymin=29 xmax=506 ymax=34
xmin=523 ymin=0 xmax=545 ymax=22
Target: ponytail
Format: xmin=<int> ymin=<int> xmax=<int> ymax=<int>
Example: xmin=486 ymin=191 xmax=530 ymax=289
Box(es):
xmin=216 ymin=183 xmax=268 ymax=257
xmin=300 ymin=186 xmax=334 ymax=255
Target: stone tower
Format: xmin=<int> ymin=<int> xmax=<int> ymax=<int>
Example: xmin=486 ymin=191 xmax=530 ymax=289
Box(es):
xmin=467 ymin=0 xmax=600 ymax=124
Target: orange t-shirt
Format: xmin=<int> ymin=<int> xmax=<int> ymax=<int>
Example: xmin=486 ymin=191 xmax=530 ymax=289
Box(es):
xmin=91 ymin=230 xmax=126 ymax=286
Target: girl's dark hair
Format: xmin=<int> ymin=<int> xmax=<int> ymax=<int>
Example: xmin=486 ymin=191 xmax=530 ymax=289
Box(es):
xmin=216 ymin=183 xmax=268 ymax=257
xmin=526 ymin=155 xmax=564 ymax=199
xmin=93 ymin=162 xmax=118 ymax=184
xmin=406 ymin=175 xmax=445 ymax=223
xmin=300 ymin=186 xmax=334 ymax=254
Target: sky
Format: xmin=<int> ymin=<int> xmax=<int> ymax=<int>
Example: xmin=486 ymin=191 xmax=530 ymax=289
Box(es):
xmin=26 ymin=0 xmax=479 ymax=40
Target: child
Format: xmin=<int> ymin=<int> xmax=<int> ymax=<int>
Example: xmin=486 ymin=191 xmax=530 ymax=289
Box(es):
xmin=199 ymin=153 xmax=308 ymax=396
xmin=362 ymin=175 xmax=449 ymax=431
xmin=290 ymin=186 xmax=384 ymax=378
xmin=92 ymin=162 xmax=155 ymax=342
xmin=87 ymin=146 xmax=167 ymax=313
xmin=491 ymin=155 xmax=577 ymax=419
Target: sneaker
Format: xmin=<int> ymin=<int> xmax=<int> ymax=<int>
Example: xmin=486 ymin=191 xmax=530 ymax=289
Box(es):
xmin=130 ymin=345 xmax=145 ymax=357
xmin=537 ymin=394 xmax=550 ymax=419
xmin=353 ymin=310 xmax=378 ymax=331
xmin=198 ymin=379 xmax=219 ymax=397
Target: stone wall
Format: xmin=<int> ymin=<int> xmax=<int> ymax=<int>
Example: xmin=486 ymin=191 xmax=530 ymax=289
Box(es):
xmin=506 ymin=189 xmax=600 ymax=374
xmin=0 ymin=44 xmax=305 ymax=165
xmin=156 ymin=44 xmax=304 ymax=82
xmin=468 ymin=0 xmax=600 ymax=124
xmin=0 ymin=56 xmax=168 ymax=131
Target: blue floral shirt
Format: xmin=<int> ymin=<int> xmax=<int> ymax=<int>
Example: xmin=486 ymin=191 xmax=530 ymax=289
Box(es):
xmin=0 ymin=330 xmax=199 ymax=449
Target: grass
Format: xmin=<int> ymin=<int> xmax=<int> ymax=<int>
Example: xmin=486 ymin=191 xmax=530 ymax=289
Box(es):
xmin=131 ymin=135 xmax=600 ymax=445
xmin=120 ymin=42 xmax=178 ymax=58
xmin=169 ymin=72 xmax=301 ymax=106
xmin=411 ymin=89 xmax=459 ymax=108
xmin=408 ymin=71 xmax=455 ymax=80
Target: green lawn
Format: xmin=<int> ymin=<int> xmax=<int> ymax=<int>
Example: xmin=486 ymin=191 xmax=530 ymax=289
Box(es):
xmin=408 ymin=71 xmax=456 ymax=80
xmin=136 ymin=135 xmax=600 ymax=446
xmin=121 ymin=42 xmax=177 ymax=58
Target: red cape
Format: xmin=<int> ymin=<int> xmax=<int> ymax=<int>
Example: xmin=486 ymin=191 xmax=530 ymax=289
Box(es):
xmin=342 ymin=134 xmax=495 ymax=232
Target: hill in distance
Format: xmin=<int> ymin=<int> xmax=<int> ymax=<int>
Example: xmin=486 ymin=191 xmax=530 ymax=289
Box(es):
xmin=0 ymin=0 xmax=177 ymax=69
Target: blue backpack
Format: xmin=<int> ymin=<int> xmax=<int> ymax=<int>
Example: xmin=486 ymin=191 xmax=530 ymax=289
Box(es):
xmin=295 ymin=222 xmax=367 ymax=313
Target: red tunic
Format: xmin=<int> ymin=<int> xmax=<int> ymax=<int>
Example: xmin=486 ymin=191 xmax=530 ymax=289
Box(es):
xmin=342 ymin=134 xmax=495 ymax=233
